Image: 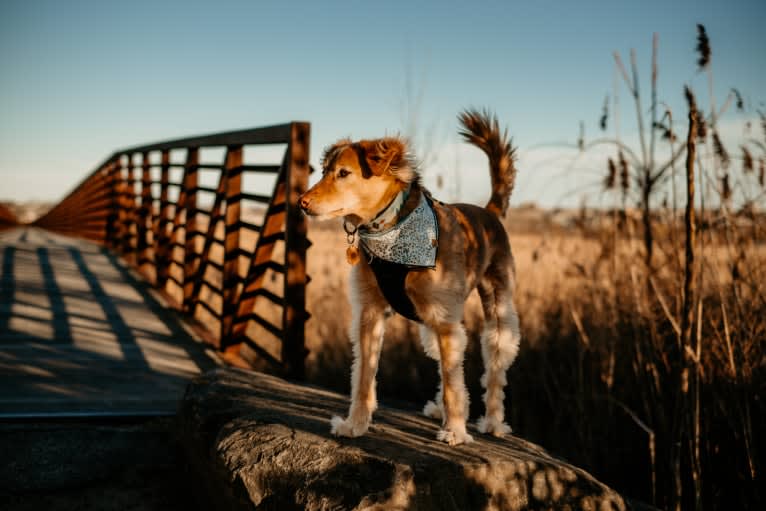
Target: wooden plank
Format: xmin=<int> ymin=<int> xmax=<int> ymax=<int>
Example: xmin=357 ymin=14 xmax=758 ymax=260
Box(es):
xmin=282 ymin=122 xmax=310 ymax=379
xmin=105 ymin=159 xmax=121 ymax=249
xmin=118 ymin=123 xmax=295 ymax=154
xmin=155 ymin=150 xmax=172 ymax=290
xmin=234 ymin=192 xmax=272 ymax=204
xmin=237 ymin=220 xmax=262 ymax=233
xmin=182 ymin=148 xmax=199 ymax=313
xmin=221 ymin=146 xmax=243 ymax=347
xmin=113 ymin=158 xmax=129 ymax=254
xmin=138 ymin=151 xmax=154 ymax=277
xmin=123 ymin=155 xmax=138 ymax=263
xmin=238 ymin=164 xmax=281 ymax=174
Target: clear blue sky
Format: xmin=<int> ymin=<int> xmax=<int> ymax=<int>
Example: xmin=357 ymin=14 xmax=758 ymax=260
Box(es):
xmin=1 ymin=0 xmax=764 ymax=206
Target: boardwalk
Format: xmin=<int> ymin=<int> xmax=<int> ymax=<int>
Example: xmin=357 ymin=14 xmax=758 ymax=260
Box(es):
xmin=0 ymin=227 xmax=218 ymax=418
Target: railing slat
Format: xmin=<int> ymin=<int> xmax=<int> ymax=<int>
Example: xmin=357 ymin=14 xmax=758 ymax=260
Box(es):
xmin=221 ymin=145 xmax=243 ymax=346
xmin=182 ymin=148 xmax=199 ymax=313
xmin=138 ymin=151 xmax=153 ymax=276
xmin=282 ymin=122 xmax=310 ymax=379
xmin=155 ymin=149 xmax=172 ymax=290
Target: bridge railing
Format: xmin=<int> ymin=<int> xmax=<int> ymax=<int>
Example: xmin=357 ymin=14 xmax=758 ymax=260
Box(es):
xmin=33 ymin=123 xmax=311 ymax=378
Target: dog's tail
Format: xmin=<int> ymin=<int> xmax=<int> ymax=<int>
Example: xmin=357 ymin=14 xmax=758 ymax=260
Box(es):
xmin=458 ymin=109 xmax=518 ymax=217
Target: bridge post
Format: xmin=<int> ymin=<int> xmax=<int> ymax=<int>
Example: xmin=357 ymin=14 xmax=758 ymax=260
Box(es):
xmin=155 ymin=150 xmax=172 ymax=290
xmin=114 ymin=156 xmax=127 ymax=254
xmin=282 ymin=122 xmax=310 ymax=380
xmin=221 ymin=145 xmax=243 ymax=350
xmin=182 ymin=148 xmax=199 ymax=314
xmin=138 ymin=151 xmax=153 ymax=278
xmin=105 ymin=157 xmax=121 ymax=249
xmin=123 ymin=154 xmax=138 ymax=264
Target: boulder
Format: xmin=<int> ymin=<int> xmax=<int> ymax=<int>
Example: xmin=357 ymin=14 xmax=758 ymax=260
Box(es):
xmin=177 ymin=367 xmax=627 ymax=511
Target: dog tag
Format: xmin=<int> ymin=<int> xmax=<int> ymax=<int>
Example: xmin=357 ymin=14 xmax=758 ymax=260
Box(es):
xmin=346 ymin=245 xmax=361 ymax=265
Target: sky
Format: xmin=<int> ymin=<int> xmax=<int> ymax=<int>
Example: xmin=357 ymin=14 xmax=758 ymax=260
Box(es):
xmin=1 ymin=0 xmax=765 ymax=208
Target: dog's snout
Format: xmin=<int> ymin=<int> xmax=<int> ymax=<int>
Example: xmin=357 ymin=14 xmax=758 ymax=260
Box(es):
xmin=299 ymin=194 xmax=310 ymax=211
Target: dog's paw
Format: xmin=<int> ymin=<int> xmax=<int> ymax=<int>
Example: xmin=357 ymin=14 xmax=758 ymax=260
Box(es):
xmin=477 ymin=415 xmax=512 ymax=437
xmin=436 ymin=427 xmax=474 ymax=446
xmin=330 ymin=415 xmax=369 ymax=438
xmin=422 ymin=400 xmax=443 ymax=420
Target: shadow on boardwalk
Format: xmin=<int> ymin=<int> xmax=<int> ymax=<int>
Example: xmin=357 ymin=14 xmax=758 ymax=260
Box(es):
xmin=0 ymin=227 xmax=218 ymax=418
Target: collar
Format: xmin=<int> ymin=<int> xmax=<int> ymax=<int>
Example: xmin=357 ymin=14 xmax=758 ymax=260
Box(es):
xmin=363 ymin=185 xmax=411 ymax=232
xmin=358 ymin=193 xmax=439 ymax=268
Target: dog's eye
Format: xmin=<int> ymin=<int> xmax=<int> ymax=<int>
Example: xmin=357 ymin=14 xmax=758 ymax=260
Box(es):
xmin=337 ymin=169 xmax=351 ymax=178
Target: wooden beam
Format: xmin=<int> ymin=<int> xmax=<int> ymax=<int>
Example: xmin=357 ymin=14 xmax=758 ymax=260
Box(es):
xmin=282 ymin=122 xmax=310 ymax=380
xmin=182 ymin=148 xmax=199 ymax=314
xmin=155 ymin=150 xmax=172 ymax=291
xmin=123 ymin=154 xmax=138 ymax=263
xmin=138 ymin=151 xmax=153 ymax=279
xmin=119 ymin=124 xmax=295 ymax=154
xmin=221 ymin=145 xmax=243 ymax=346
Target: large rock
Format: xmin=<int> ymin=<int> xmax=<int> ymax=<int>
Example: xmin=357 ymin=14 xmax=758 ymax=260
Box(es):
xmin=178 ymin=368 xmax=627 ymax=511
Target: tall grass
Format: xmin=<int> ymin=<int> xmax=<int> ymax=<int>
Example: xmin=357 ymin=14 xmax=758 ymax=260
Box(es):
xmin=300 ymin=200 xmax=764 ymax=509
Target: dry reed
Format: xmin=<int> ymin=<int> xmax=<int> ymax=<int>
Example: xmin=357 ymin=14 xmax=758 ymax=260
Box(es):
xmin=695 ymin=24 xmax=711 ymax=70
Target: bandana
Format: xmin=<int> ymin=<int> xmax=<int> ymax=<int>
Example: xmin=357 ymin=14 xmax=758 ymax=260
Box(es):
xmin=359 ymin=193 xmax=438 ymax=268
xmin=365 ymin=188 xmax=408 ymax=231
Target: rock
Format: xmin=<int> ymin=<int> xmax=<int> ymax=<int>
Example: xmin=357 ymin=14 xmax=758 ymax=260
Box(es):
xmin=177 ymin=367 xmax=627 ymax=511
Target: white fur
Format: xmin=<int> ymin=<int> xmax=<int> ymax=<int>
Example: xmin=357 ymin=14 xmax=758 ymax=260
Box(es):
xmin=476 ymin=290 xmax=521 ymax=437
xmin=433 ymin=323 xmax=473 ymax=445
xmin=331 ymin=267 xmax=386 ymax=439
xmin=418 ymin=325 xmax=444 ymax=420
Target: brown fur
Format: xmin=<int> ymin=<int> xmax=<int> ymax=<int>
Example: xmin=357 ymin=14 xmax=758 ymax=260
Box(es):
xmin=300 ymin=110 xmax=521 ymax=445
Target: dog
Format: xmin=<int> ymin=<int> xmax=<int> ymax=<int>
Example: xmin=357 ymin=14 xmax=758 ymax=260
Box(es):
xmin=299 ymin=109 xmax=521 ymax=445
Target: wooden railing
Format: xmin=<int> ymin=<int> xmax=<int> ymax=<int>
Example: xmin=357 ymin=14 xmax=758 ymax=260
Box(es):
xmin=33 ymin=123 xmax=311 ymax=378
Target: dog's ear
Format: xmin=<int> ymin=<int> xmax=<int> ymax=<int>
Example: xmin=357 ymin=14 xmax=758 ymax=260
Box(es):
xmin=321 ymin=138 xmax=352 ymax=171
xmin=358 ymin=137 xmax=407 ymax=177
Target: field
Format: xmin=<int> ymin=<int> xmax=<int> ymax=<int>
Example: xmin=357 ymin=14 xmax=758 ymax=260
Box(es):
xmin=300 ymin=205 xmax=764 ymax=509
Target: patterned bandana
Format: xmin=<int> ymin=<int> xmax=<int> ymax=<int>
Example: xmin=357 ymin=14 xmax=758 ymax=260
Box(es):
xmin=359 ymin=193 xmax=439 ymax=268
xmin=365 ymin=189 xmax=408 ymax=231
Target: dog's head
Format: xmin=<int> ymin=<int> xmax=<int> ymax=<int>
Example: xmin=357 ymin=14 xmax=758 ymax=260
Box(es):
xmin=299 ymin=137 xmax=416 ymax=222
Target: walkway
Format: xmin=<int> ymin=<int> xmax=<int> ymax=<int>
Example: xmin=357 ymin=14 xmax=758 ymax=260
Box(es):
xmin=0 ymin=227 xmax=218 ymax=418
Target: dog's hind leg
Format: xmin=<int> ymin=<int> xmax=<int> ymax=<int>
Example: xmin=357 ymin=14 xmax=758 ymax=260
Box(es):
xmin=418 ymin=324 xmax=444 ymax=420
xmin=476 ymin=272 xmax=521 ymax=437
xmin=435 ymin=322 xmax=473 ymax=445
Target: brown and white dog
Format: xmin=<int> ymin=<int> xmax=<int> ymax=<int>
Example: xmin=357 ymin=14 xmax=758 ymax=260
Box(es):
xmin=299 ymin=110 xmax=521 ymax=445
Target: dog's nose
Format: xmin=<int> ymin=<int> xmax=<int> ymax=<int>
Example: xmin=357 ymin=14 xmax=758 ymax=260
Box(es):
xmin=299 ymin=195 xmax=310 ymax=211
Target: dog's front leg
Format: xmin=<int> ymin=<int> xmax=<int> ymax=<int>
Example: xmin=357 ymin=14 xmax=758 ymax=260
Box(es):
xmin=331 ymin=271 xmax=386 ymax=438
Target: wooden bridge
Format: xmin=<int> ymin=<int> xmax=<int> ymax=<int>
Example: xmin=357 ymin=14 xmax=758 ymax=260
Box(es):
xmin=0 ymin=123 xmax=311 ymax=418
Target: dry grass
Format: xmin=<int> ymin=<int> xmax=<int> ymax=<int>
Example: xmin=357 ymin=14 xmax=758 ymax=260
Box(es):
xmin=300 ymin=207 xmax=765 ymax=509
